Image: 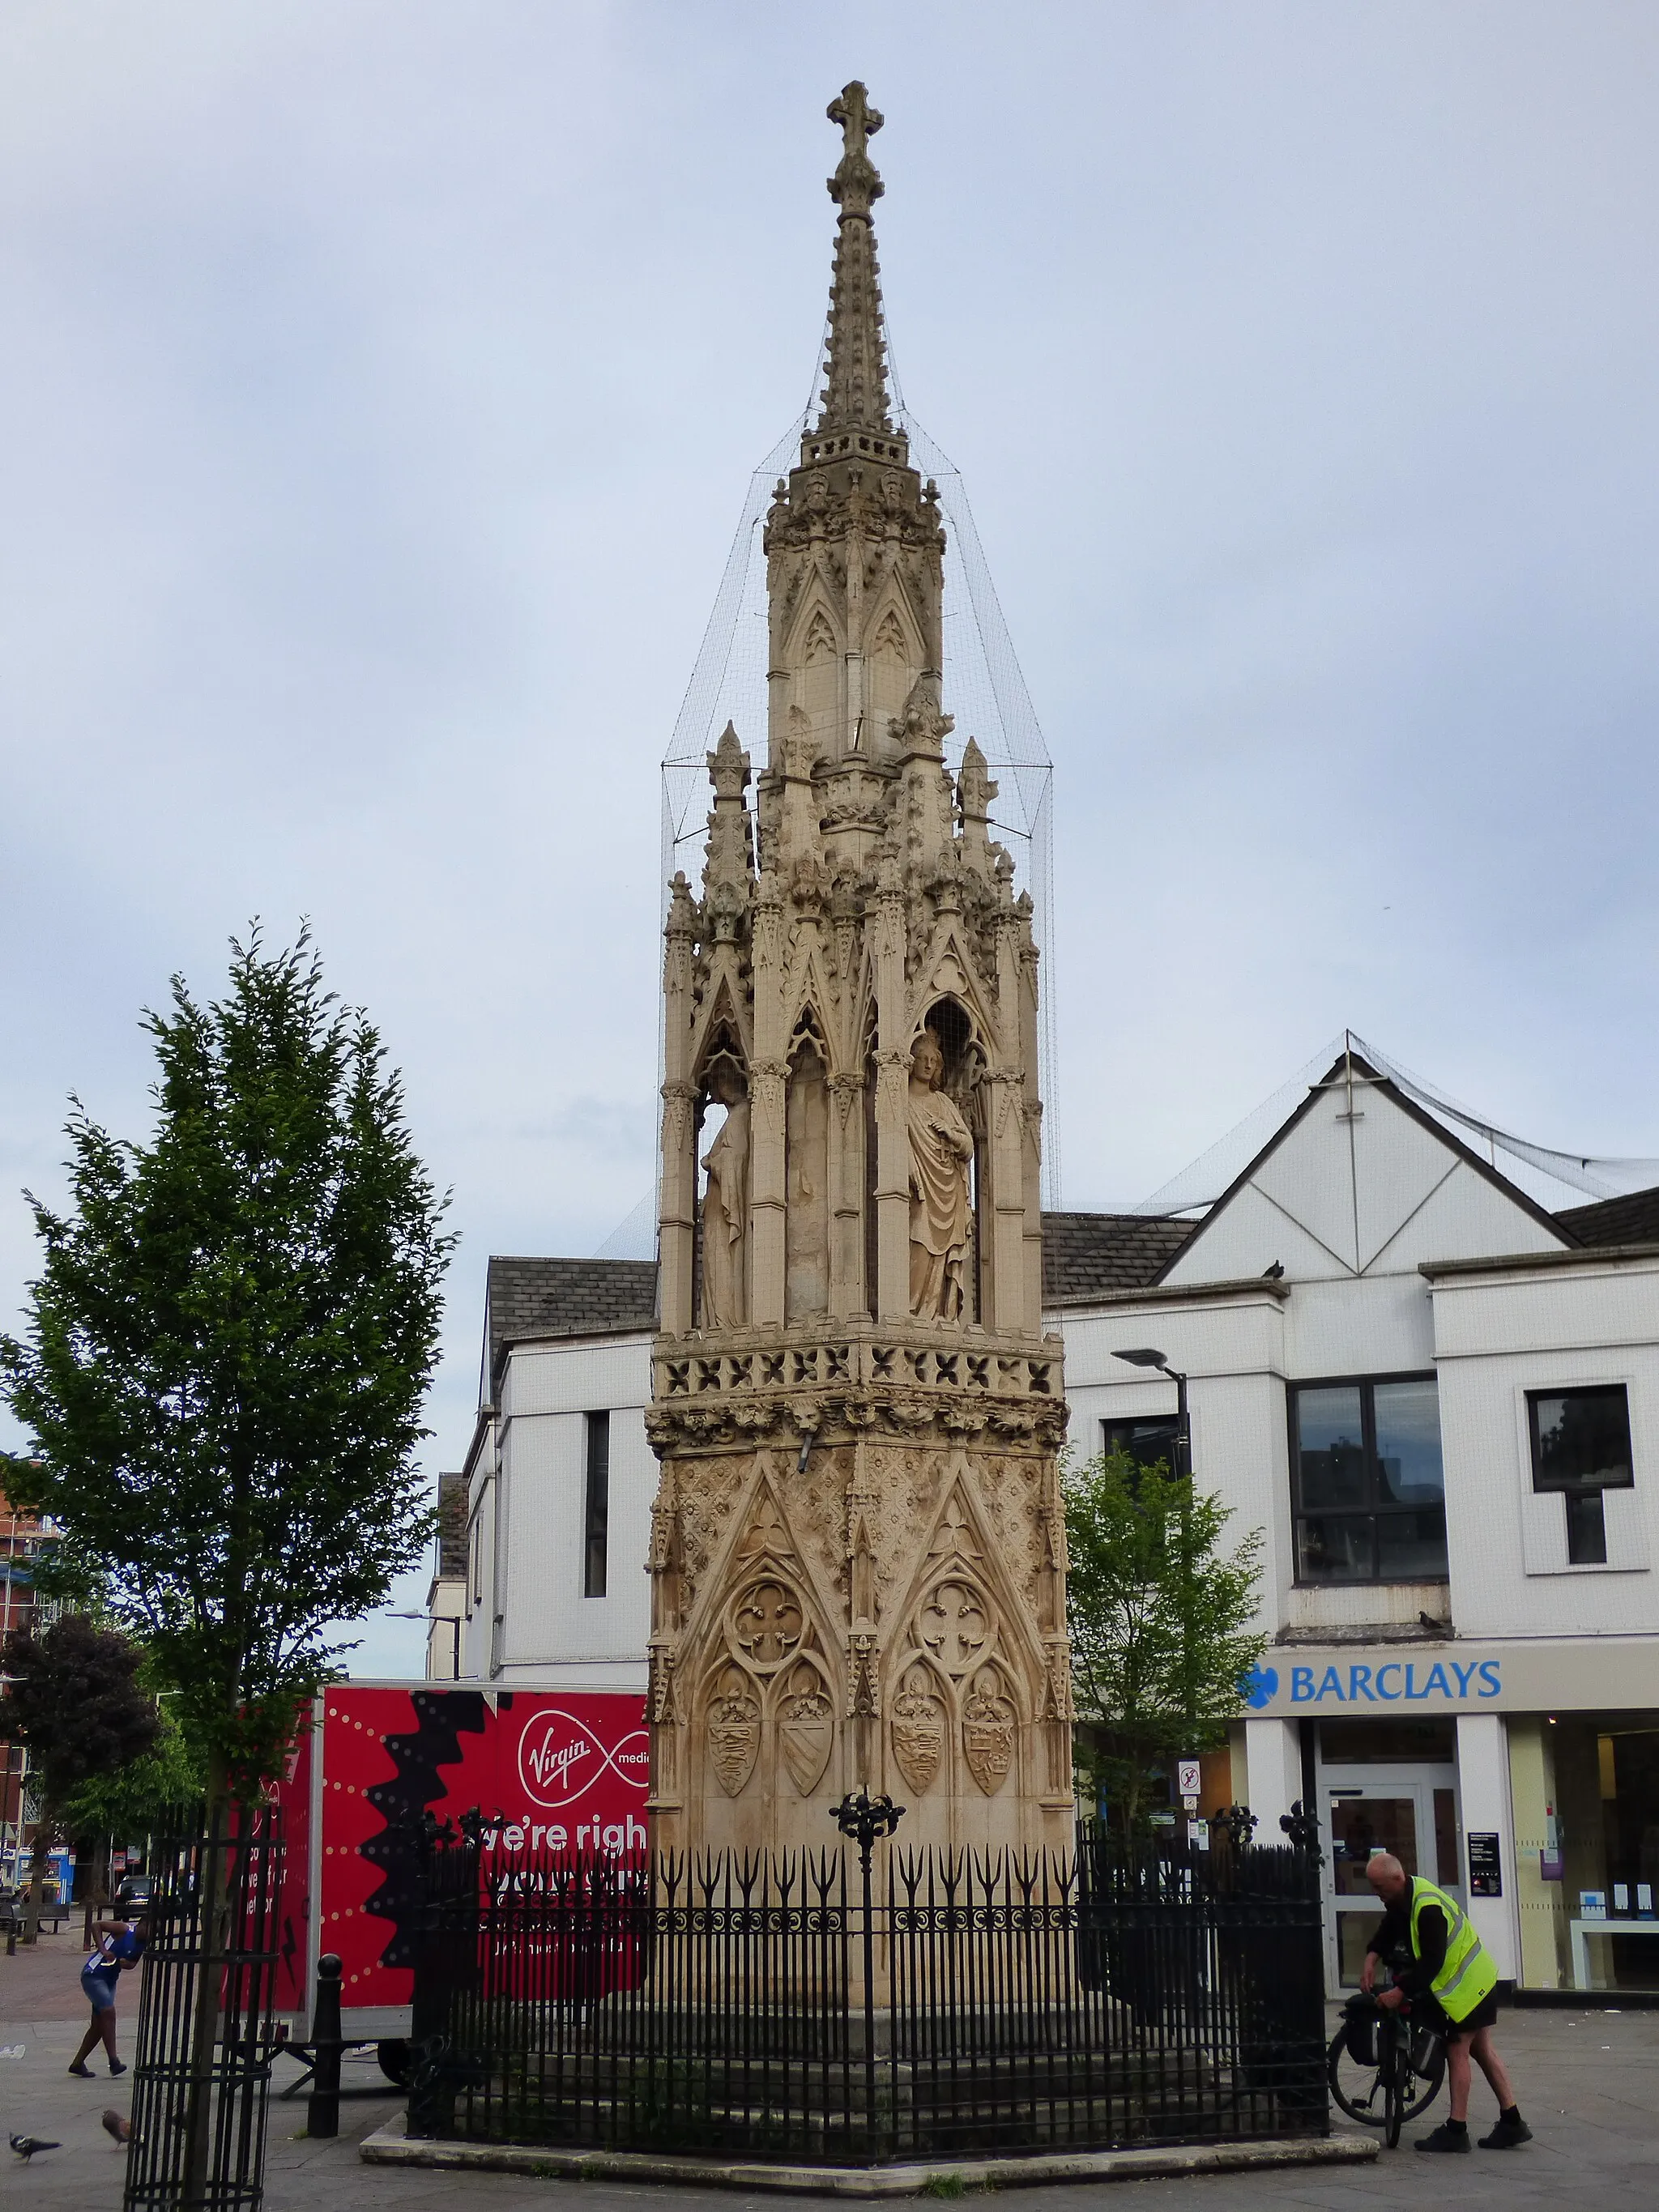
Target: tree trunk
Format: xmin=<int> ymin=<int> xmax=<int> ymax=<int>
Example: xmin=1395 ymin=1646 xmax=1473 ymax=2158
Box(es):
xmin=19 ymin=1813 xmax=58 ymax=1946
xmin=181 ymin=1755 xmax=232 ymax=2203
xmin=77 ymin=1831 xmax=110 ymax=1946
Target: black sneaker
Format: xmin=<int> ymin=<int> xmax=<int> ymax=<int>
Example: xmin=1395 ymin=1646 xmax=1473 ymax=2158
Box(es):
xmin=108 ymin=2059 xmax=127 ymax=2078
xmin=1479 ymin=2116 xmax=1533 ymax=2149
xmin=67 ymin=2063 xmax=93 ymax=2078
xmin=1415 ymin=2122 xmax=1471 ymax=2153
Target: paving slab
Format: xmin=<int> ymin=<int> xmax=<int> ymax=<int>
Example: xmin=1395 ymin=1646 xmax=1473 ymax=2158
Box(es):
xmin=1 ymin=1983 xmax=1653 ymax=2209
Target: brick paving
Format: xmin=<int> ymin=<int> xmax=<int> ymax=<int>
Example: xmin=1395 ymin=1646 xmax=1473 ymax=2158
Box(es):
xmin=4 ymin=1925 xmax=1656 ymax=2207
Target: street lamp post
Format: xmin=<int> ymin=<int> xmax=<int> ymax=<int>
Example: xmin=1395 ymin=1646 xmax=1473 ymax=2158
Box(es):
xmin=1111 ymin=1347 xmax=1189 ymax=1478
xmin=386 ymin=1610 xmax=463 ymax=1680
xmin=1112 ymin=1348 xmax=1198 ymax=1838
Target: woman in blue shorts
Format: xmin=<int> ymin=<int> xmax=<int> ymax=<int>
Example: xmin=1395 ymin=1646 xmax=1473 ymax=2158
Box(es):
xmin=69 ymin=1913 xmax=148 ymax=2078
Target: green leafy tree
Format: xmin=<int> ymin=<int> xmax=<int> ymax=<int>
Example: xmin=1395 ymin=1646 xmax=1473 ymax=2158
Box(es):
xmin=0 ymin=927 xmax=453 ymax=1813
xmin=1064 ymin=1448 xmax=1268 ymax=1838
xmin=0 ymin=1613 xmax=160 ymax=1934
xmin=61 ymin=1694 xmax=204 ymax=1843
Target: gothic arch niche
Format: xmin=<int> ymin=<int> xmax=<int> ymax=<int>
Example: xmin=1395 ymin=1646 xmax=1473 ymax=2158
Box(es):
xmin=886 ymin=1476 xmax=1040 ymax=1817
xmin=862 ymin=1001 xmax=881 ymax=1321
xmin=918 ymin=996 xmax=987 ymax=1325
xmin=696 ymin=1037 xmax=749 ymax=1332
xmin=795 ymin=604 xmax=841 ymax=757
xmin=864 ymin=601 xmax=919 ymax=732
xmin=770 ymin=1653 xmax=835 ymax=1796
xmin=681 ymin=1468 xmax=847 ymax=1831
xmin=786 ymin=1014 xmax=830 ymax=1321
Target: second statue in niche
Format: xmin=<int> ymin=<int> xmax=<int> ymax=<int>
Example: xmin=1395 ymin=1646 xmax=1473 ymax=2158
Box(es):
xmin=906 ymin=1028 xmax=975 ymax=1322
xmin=701 ymin=1063 xmax=749 ymax=1330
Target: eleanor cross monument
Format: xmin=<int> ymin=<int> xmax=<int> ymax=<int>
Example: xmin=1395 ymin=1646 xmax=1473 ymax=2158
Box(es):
xmin=645 ymin=84 xmax=1073 ymax=1859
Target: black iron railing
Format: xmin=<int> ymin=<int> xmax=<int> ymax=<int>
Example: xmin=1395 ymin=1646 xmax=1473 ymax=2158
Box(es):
xmin=122 ymin=1806 xmax=284 ymax=2212
xmin=405 ymin=1830 xmax=1325 ymax=2163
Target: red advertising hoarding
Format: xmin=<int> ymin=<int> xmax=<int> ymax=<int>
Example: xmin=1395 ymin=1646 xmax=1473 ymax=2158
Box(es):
xmin=271 ymin=1683 xmax=647 ymax=2037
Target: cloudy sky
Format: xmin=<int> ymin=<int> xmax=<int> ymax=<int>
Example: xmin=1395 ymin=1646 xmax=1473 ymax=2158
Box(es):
xmin=4 ymin=2 xmax=1657 ymax=1673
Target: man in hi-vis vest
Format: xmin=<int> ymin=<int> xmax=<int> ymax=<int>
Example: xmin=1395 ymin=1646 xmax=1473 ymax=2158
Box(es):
xmin=1361 ymin=1852 xmax=1531 ymax=2151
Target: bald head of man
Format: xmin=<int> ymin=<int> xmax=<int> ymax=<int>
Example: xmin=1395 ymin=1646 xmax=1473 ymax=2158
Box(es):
xmin=1365 ymin=1852 xmax=1411 ymax=1906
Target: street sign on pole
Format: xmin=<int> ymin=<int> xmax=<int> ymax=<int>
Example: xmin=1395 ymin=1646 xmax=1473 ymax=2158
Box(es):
xmin=1176 ymin=1758 xmax=1201 ymax=1800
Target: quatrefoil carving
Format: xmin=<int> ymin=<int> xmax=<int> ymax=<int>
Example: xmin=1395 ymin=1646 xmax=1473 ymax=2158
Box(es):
xmin=731 ymin=1579 xmax=804 ymax=1668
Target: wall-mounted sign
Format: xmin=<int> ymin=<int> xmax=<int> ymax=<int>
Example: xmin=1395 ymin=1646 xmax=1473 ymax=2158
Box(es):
xmin=1468 ymin=1833 xmax=1502 ymax=1897
xmin=1239 ymin=1637 xmax=1659 ymax=1718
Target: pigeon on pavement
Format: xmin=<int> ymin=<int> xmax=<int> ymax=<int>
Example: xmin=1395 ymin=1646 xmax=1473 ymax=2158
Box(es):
xmin=10 ymin=2134 xmax=62 ymax=2159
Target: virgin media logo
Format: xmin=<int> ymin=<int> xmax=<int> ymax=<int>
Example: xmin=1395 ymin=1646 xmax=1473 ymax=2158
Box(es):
xmin=516 ymin=1710 xmax=650 ymax=1810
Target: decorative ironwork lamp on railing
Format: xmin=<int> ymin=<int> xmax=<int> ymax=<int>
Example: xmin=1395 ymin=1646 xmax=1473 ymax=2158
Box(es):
xmin=1279 ymin=1799 xmax=1324 ymax=1860
xmin=1215 ymin=1803 xmax=1260 ymax=1851
xmin=831 ymin=1788 xmax=906 ymax=1873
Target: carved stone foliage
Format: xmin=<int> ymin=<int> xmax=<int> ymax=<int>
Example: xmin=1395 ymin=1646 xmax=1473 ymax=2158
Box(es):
xmin=648 ymin=1330 xmax=1068 ymax=1461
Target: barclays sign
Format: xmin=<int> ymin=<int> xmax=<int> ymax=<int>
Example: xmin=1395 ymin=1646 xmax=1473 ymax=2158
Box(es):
xmin=1239 ymin=1639 xmax=1659 ymax=1719
xmin=1243 ymin=1659 xmax=1502 ymax=1709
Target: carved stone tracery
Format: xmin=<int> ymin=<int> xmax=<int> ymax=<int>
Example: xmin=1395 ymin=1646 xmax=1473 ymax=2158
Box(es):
xmin=650 ymin=83 xmax=1071 ymax=1857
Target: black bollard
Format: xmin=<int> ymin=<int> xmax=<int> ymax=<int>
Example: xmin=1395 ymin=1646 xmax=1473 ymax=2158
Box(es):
xmin=308 ymin=1953 xmax=344 ymax=2139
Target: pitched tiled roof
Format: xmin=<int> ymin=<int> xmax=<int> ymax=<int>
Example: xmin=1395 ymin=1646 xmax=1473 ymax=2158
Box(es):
xmin=485 ymin=1255 xmax=659 ymax=1385
xmin=1040 ymin=1212 xmax=1196 ymax=1303
xmin=1553 ymin=1184 xmax=1659 ymax=1250
xmin=485 ymin=1216 xmax=1194 ymax=1371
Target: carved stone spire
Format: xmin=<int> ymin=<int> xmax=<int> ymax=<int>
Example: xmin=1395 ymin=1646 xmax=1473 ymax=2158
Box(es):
xmin=648 ymin=87 xmax=1069 ymax=1868
xmin=817 ymin=82 xmax=893 ymax=435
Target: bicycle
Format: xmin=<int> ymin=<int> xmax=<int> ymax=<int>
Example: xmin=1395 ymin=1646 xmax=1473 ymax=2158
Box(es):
xmin=1327 ymin=1969 xmax=1446 ymax=2148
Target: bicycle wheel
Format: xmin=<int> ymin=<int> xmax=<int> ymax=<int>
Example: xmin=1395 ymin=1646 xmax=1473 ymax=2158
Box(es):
xmin=1327 ymin=2027 xmax=1389 ymax=2129
xmin=1383 ymin=2021 xmax=1405 ymax=2148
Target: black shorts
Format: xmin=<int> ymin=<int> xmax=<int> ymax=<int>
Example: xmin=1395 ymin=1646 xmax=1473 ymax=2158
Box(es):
xmin=1422 ymin=1987 xmax=1499 ymax=2041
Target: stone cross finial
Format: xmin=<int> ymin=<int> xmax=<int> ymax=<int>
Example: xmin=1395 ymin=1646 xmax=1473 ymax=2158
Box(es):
xmin=826 ymin=82 xmax=885 ymax=216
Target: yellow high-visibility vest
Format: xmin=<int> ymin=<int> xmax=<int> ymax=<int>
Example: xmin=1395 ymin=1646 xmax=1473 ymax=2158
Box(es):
xmin=1409 ymin=1875 xmax=1498 ymax=2022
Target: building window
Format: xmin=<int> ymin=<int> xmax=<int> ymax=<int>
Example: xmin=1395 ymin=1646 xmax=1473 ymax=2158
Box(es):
xmin=1528 ymin=1385 xmax=1633 ymax=1567
xmin=469 ymin=1511 xmax=483 ymax=1609
xmin=582 ymin=1412 xmax=610 ymax=1599
xmin=1102 ymin=1417 xmax=1182 ymax=1478
xmin=1290 ymin=1375 xmax=1448 ymax=1583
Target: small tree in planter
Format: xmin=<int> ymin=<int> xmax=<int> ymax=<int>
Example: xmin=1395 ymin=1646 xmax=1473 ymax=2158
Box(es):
xmin=1064 ymin=1448 xmax=1267 ymax=1839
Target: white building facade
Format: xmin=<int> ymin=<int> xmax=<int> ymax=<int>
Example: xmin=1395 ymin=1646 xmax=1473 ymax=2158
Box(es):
xmin=446 ymin=1052 xmax=1659 ymax=1996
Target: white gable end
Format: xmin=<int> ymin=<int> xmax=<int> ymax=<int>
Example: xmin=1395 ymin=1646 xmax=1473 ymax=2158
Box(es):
xmin=1364 ymin=1157 xmax=1563 ymax=1273
xmin=1250 ymin=1085 xmax=1367 ymax=1270
xmin=1164 ymin=1070 xmax=1568 ymax=1287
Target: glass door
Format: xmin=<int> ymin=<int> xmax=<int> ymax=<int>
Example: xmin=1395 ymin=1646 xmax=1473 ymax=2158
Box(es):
xmin=1321 ymin=1767 xmax=1461 ymax=1988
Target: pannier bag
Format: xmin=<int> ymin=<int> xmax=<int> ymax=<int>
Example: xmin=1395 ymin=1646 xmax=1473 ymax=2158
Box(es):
xmin=1341 ymin=1994 xmax=1379 ymax=2068
xmin=1410 ymin=2019 xmax=1441 ymax=2073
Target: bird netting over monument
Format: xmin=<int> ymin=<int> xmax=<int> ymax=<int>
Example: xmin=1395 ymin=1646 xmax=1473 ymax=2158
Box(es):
xmin=661 ymin=369 xmax=1060 ymax=1210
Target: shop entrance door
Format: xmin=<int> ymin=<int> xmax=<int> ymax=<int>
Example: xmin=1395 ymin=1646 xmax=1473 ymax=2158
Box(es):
xmin=1320 ymin=1764 xmax=1462 ymax=1988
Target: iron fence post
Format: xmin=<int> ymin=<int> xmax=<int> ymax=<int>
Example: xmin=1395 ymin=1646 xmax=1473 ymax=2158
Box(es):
xmin=306 ymin=1953 xmax=343 ymax=2139
xmin=832 ymin=1788 xmax=904 ymax=2159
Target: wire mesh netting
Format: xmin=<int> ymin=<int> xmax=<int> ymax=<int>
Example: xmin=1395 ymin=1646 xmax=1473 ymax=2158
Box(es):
xmin=1128 ymin=1028 xmax=1659 ymax=1217
xmin=659 ymin=318 xmax=1060 ymax=1213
